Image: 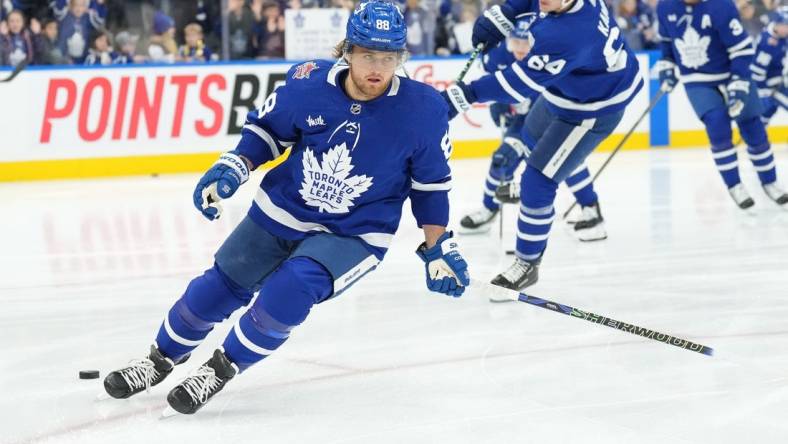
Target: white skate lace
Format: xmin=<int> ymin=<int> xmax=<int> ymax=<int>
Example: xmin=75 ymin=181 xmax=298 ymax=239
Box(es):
xmin=500 ymin=259 xmax=530 ymax=283
xmin=181 ymin=364 xmax=222 ymax=405
xmin=120 ymin=358 xmax=158 ymax=392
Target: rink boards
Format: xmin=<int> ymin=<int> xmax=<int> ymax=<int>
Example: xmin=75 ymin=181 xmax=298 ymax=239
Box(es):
xmin=0 ymin=52 xmax=785 ymax=181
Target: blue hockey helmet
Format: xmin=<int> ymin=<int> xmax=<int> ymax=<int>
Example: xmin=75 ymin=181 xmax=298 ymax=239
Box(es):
xmin=345 ymin=1 xmax=407 ymax=52
xmin=510 ymin=17 xmax=533 ymax=40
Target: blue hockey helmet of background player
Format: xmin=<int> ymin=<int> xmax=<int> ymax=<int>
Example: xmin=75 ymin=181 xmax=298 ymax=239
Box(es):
xmin=345 ymin=0 xmax=407 ymax=52
xmin=510 ymin=17 xmax=533 ymax=41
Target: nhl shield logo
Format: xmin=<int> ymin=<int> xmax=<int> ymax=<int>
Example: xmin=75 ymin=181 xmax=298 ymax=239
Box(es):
xmin=293 ymin=61 xmax=318 ymax=80
xmin=350 ymin=103 xmax=361 ymax=115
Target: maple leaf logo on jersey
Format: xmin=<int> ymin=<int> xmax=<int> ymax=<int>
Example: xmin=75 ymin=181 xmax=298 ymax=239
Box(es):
xmin=293 ymin=61 xmax=319 ymax=80
xmin=675 ymin=26 xmax=710 ymax=69
xmin=299 ymin=143 xmax=373 ymax=214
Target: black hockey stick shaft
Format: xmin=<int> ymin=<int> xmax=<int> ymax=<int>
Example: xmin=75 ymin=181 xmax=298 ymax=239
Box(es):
xmin=471 ymin=279 xmax=714 ymax=356
xmin=0 ymin=59 xmax=29 ymax=83
xmin=562 ymin=89 xmax=666 ymax=219
xmin=456 ymin=44 xmax=485 ymax=83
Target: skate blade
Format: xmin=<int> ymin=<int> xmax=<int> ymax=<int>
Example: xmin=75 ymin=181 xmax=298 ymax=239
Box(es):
xmin=457 ymin=225 xmax=494 ymax=235
xmin=160 ymin=406 xmax=180 ymax=419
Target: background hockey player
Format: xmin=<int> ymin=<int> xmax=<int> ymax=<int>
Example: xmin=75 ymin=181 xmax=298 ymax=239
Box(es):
xmin=102 ymin=0 xmax=469 ymax=416
xmin=750 ymin=7 xmax=787 ymax=126
xmin=656 ymin=0 xmax=788 ymax=209
xmin=459 ymin=17 xmax=608 ymax=243
xmin=442 ymin=0 xmax=643 ymax=291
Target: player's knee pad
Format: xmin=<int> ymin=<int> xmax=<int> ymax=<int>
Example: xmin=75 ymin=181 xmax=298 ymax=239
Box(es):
xmin=181 ymin=264 xmax=254 ymax=324
xmin=700 ymin=108 xmax=733 ymax=147
xmin=256 ymin=257 xmax=333 ymax=328
xmin=736 ymin=116 xmax=768 ymax=148
xmin=520 ymin=164 xmax=559 ymax=209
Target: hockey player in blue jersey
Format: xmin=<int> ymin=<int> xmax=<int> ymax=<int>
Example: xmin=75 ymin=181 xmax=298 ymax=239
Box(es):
xmin=442 ymin=0 xmax=642 ymax=290
xmin=751 ymin=7 xmax=787 ymax=125
xmin=656 ymin=0 xmax=788 ymax=209
xmin=102 ymin=1 xmax=469 ymax=415
xmin=459 ymin=17 xmax=608 ymax=242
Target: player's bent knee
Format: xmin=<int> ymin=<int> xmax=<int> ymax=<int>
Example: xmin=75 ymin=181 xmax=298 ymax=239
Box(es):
xmin=701 ymin=108 xmax=733 ymax=147
xmin=520 ymin=165 xmax=559 ymax=208
xmin=256 ymin=257 xmax=333 ymax=327
xmin=182 ymin=264 xmax=254 ymax=323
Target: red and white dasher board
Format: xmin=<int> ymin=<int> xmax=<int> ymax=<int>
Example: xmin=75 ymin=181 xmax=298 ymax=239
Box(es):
xmin=0 ymin=55 xmax=784 ymax=163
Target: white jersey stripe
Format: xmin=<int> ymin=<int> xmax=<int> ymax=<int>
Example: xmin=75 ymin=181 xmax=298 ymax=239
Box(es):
xmin=495 ymin=71 xmax=529 ymax=103
xmin=253 ymin=189 xmax=394 ymax=249
xmin=243 ymin=124 xmax=281 ymax=159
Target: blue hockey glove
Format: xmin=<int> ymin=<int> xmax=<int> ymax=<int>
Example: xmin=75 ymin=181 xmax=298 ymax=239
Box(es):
xmin=416 ymin=231 xmax=470 ymax=298
xmin=726 ymin=76 xmax=750 ymax=118
xmin=489 ymin=102 xmax=514 ymax=128
xmin=192 ymin=151 xmax=250 ymax=220
xmin=441 ymin=82 xmax=478 ymax=120
xmin=472 ymin=4 xmax=516 ymax=48
xmin=655 ymin=59 xmax=678 ymax=93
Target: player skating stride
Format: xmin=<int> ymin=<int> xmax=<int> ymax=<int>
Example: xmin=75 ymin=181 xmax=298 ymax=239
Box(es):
xmin=459 ymin=17 xmax=607 ymax=242
xmin=656 ymin=0 xmax=788 ymax=209
xmin=442 ymin=0 xmax=643 ymax=290
xmin=751 ymin=7 xmax=787 ymax=126
xmin=103 ymin=0 xmax=469 ymax=415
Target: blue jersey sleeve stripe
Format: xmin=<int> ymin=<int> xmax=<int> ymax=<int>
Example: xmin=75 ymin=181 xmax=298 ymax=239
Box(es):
xmin=243 ymin=123 xmax=283 ymax=159
xmin=727 ymin=37 xmax=753 ymax=54
xmin=411 ymin=179 xmax=452 ymax=192
xmin=730 ymin=49 xmax=755 ymax=59
xmin=750 ymin=64 xmax=767 ymax=75
xmin=511 ymin=63 xmax=545 ymax=93
xmin=495 ymin=71 xmax=531 ymax=103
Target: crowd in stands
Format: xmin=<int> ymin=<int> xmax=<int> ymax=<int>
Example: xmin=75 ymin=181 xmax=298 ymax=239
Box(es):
xmin=0 ymin=0 xmax=784 ymax=67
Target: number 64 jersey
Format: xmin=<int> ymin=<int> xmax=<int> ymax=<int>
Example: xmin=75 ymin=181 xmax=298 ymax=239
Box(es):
xmin=470 ymin=0 xmax=644 ymax=120
xmin=233 ymin=60 xmax=453 ymax=260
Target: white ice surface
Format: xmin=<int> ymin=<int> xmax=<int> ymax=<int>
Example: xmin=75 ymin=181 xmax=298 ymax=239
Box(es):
xmin=2 ymin=146 xmax=788 ymax=444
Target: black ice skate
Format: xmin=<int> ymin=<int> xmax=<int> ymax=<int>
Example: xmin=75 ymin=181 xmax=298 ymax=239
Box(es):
xmin=490 ymin=258 xmax=539 ymax=293
xmin=165 ymin=348 xmax=238 ymax=415
xmin=763 ymin=183 xmax=788 ymax=206
xmin=459 ymin=207 xmax=498 ymax=233
xmin=728 ymin=184 xmax=755 ymax=210
xmin=573 ymin=202 xmax=607 ymax=242
xmin=494 ymin=182 xmax=519 ymax=204
xmin=104 ymin=345 xmax=185 ymax=399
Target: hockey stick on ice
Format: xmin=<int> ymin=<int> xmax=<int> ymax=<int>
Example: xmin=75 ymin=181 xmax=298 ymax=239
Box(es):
xmin=562 ymin=89 xmax=667 ymax=220
xmin=0 ymin=59 xmax=29 ymax=83
xmin=456 ymin=43 xmax=485 ymax=83
xmin=470 ymin=279 xmax=714 ymax=356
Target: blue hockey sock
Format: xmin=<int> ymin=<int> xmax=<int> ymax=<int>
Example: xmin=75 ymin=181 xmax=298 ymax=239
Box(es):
xmin=702 ymin=109 xmax=740 ymax=188
xmin=222 ymin=257 xmax=333 ymax=373
xmin=563 ymin=164 xmax=597 ymax=207
xmin=516 ymin=165 xmax=558 ymax=261
xmin=155 ymin=264 xmax=252 ymax=362
xmin=747 ymin=142 xmax=777 ymax=185
xmin=738 ymin=116 xmax=776 ymax=185
xmin=482 ymin=140 xmax=525 ymax=211
xmin=710 ymin=142 xmax=741 ymax=188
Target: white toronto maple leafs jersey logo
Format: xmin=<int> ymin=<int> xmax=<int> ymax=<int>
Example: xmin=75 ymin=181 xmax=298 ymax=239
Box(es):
xmin=675 ymin=26 xmax=710 ymax=69
xmin=299 ymin=143 xmax=374 ymax=214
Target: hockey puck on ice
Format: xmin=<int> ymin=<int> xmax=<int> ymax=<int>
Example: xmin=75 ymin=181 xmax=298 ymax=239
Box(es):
xmin=79 ymin=370 xmax=100 ymax=380
xmin=505 ymin=250 xmax=515 ymax=255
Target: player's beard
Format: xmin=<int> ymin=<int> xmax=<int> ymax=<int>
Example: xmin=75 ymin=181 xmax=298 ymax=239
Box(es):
xmin=347 ymin=66 xmax=392 ymax=101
